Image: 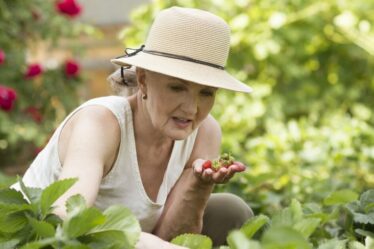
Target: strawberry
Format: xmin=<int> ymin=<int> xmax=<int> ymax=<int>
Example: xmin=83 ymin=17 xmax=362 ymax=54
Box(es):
xmin=210 ymin=152 xmax=235 ymax=171
xmin=202 ymin=160 xmax=212 ymax=169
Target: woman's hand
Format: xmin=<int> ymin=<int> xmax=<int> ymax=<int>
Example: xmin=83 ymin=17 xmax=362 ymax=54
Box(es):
xmin=192 ymin=158 xmax=246 ymax=184
xmin=135 ymin=232 xmax=188 ymax=249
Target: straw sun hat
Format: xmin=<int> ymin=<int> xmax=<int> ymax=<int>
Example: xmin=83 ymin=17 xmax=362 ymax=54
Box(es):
xmin=111 ymin=6 xmax=252 ymax=93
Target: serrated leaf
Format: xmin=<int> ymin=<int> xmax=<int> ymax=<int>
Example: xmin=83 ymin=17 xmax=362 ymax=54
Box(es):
xmin=27 ymin=216 xmax=55 ymax=238
xmin=227 ymin=230 xmax=250 ymax=249
xmin=19 ymin=238 xmax=56 ymax=249
xmin=63 ymin=207 xmax=105 ymax=238
xmin=0 ymin=188 xmax=28 ymax=204
xmin=317 ymin=239 xmax=346 ymax=249
xmin=349 ymin=241 xmax=366 ymax=249
xmin=0 ymin=212 xmax=27 ymax=233
xmin=171 ymin=233 xmax=212 ymax=249
xmin=62 ymin=244 xmax=91 ymax=249
xmin=355 ymin=229 xmax=374 ymax=238
xmin=240 ymin=214 xmax=269 ymax=239
xmin=293 ymin=218 xmax=321 ymax=238
xmin=0 ymin=202 xmax=31 ymax=214
xmin=366 ymin=237 xmax=374 ymax=249
xmin=0 ymin=239 xmax=20 ymax=249
xmin=290 ymin=199 xmax=303 ymax=222
xmin=66 ymin=194 xmax=86 ymax=215
xmin=360 ymin=190 xmax=374 ymax=212
xmin=353 ymin=212 xmax=374 ymax=225
xmin=40 ymin=178 xmax=78 ymax=216
xmin=18 ymin=179 xmax=42 ymax=204
xmin=271 ymin=208 xmax=293 ymax=227
xmin=262 ymin=226 xmax=312 ymax=249
xmin=80 ymin=230 xmax=126 ymax=249
xmin=90 ymin=205 xmax=141 ymax=248
xmin=324 ymin=190 xmax=359 ymax=206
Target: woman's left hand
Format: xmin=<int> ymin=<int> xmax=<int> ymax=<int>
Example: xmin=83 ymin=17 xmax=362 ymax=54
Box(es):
xmin=192 ymin=159 xmax=246 ymax=184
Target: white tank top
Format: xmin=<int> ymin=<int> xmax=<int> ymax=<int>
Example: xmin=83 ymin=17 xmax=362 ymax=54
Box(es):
xmin=13 ymin=96 xmax=198 ymax=232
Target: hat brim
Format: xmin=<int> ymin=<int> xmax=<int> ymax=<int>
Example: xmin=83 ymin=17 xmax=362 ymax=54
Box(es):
xmin=111 ymin=52 xmax=252 ymax=93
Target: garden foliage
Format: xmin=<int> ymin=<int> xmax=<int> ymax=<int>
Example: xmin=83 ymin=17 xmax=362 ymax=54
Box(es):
xmin=0 ymin=0 xmax=89 ymax=166
xmin=121 ymin=0 xmax=374 ymax=214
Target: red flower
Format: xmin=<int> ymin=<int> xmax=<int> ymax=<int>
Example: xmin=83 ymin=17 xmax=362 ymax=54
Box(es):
xmin=0 ymin=85 xmax=17 ymax=111
xmin=25 ymin=63 xmax=43 ymax=79
xmin=56 ymin=0 xmax=82 ymax=18
xmin=25 ymin=106 xmax=43 ymax=123
xmin=65 ymin=59 xmax=80 ymax=77
xmin=0 ymin=49 xmax=5 ymax=65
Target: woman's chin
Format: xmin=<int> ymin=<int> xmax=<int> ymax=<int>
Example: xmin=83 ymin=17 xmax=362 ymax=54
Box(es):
xmin=166 ymin=129 xmax=193 ymax=140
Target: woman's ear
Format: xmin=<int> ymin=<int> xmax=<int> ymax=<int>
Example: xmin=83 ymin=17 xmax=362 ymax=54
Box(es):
xmin=136 ymin=67 xmax=147 ymax=95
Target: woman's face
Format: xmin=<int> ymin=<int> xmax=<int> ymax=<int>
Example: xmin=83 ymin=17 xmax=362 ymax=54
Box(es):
xmin=141 ymin=70 xmax=217 ymax=140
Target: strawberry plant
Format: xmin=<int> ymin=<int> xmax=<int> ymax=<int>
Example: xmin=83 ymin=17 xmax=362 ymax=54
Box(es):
xmin=171 ymin=189 xmax=374 ymax=249
xmin=0 ymin=178 xmax=141 ymax=249
xmin=203 ymin=153 xmax=235 ymax=171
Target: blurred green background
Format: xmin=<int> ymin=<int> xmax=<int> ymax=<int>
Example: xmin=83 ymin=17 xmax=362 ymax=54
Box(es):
xmin=1 ymin=0 xmax=374 ymax=218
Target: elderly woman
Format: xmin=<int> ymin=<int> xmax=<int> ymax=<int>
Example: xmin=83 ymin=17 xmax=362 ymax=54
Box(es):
xmin=15 ymin=6 xmax=253 ymax=248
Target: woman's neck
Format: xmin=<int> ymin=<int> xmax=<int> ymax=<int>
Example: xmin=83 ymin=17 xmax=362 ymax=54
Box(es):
xmin=127 ymin=93 xmax=173 ymax=149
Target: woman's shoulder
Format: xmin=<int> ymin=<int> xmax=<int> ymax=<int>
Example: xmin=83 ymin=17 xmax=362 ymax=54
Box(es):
xmin=199 ymin=114 xmax=222 ymax=138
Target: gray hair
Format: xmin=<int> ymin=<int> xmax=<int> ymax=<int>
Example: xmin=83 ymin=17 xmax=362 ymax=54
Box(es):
xmin=107 ymin=67 xmax=138 ymax=96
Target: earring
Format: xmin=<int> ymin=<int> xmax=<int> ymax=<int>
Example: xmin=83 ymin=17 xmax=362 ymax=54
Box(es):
xmin=142 ymin=94 xmax=147 ymax=100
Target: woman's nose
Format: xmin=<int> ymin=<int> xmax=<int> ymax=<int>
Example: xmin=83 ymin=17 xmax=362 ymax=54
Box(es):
xmin=181 ymin=94 xmax=198 ymax=115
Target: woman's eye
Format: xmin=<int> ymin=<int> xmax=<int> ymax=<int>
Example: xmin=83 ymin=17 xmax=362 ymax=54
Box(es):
xmin=201 ymin=91 xmax=214 ymax=97
xmin=170 ymin=86 xmax=186 ymax=92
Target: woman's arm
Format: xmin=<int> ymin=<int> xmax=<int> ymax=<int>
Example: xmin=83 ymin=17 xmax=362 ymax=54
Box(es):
xmin=52 ymin=106 xmax=187 ymax=249
xmin=152 ymin=115 xmax=223 ymax=240
xmin=53 ymin=106 xmax=121 ymax=217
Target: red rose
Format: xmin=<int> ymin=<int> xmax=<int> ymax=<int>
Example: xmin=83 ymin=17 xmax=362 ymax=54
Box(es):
xmin=56 ymin=0 xmax=82 ymax=18
xmin=25 ymin=106 xmax=43 ymax=123
xmin=65 ymin=59 xmax=80 ymax=77
xmin=25 ymin=63 xmax=43 ymax=79
xmin=0 ymin=85 xmax=17 ymax=111
xmin=0 ymin=49 xmax=5 ymax=65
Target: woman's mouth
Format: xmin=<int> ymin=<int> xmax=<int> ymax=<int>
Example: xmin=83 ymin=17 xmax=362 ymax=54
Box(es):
xmin=172 ymin=117 xmax=192 ymax=129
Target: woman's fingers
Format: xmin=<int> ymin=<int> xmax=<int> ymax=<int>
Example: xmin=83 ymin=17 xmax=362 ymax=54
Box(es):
xmin=193 ymin=159 xmax=247 ymax=184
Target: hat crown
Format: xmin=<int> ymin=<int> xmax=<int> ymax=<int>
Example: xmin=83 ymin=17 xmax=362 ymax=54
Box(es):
xmin=145 ymin=7 xmax=230 ymax=67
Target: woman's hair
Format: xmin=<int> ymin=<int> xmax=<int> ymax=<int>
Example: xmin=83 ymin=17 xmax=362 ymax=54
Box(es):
xmin=107 ymin=67 xmax=138 ymax=96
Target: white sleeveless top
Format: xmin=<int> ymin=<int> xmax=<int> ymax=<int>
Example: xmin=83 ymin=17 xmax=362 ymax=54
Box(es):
xmin=13 ymin=96 xmax=198 ymax=232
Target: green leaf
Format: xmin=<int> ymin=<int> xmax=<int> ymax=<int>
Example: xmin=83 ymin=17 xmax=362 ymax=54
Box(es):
xmin=90 ymin=205 xmax=141 ymax=248
xmin=240 ymin=214 xmax=269 ymax=239
xmin=290 ymin=199 xmax=303 ymax=222
xmin=64 ymin=207 xmax=105 ymax=238
xmin=227 ymin=230 xmax=251 ymax=249
xmin=18 ymin=179 xmax=42 ymax=204
xmin=0 ymin=188 xmax=28 ymax=204
xmin=262 ymin=226 xmax=312 ymax=249
xmin=293 ymin=218 xmax=321 ymax=238
xmin=80 ymin=230 xmax=126 ymax=249
xmin=0 ymin=239 xmax=20 ymax=249
xmin=360 ymin=190 xmax=374 ymax=212
xmin=353 ymin=212 xmax=374 ymax=225
xmin=324 ymin=190 xmax=359 ymax=206
xmin=0 ymin=212 xmax=27 ymax=233
xmin=66 ymin=194 xmax=87 ymax=214
xmin=19 ymin=238 xmax=56 ymax=249
xmin=317 ymin=239 xmax=346 ymax=249
xmin=355 ymin=229 xmax=374 ymax=238
xmin=27 ymin=216 xmax=56 ymax=238
xmin=0 ymin=202 xmax=31 ymax=214
xmin=40 ymin=178 xmax=78 ymax=216
xmin=171 ymin=233 xmax=212 ymax=249
xmin=348 ymin=241 xmax=365 ymax=249
xmin=365 ymin=237 xmax=374 ymax=249
xmin=271 ymin=208 xmax=294 ymax=227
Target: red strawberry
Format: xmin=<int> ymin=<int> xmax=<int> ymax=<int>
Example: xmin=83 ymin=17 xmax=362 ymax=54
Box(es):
xmin=202 ymin=160 xmax=212 ymax=170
